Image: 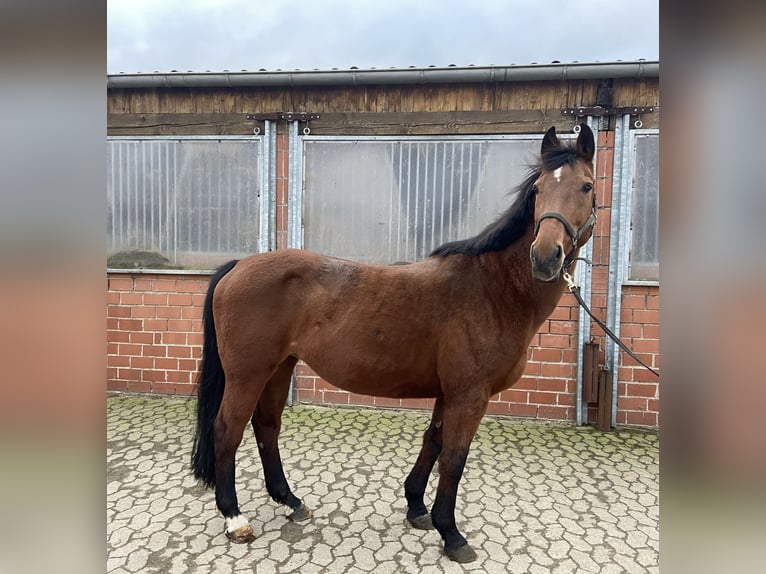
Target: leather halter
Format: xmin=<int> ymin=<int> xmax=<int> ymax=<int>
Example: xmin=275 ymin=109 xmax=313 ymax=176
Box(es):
xmin=533 ymin=208 xmax=596 ymax=253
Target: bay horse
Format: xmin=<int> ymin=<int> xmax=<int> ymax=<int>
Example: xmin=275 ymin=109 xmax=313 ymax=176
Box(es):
xmin=191 ymin=124 xmax=597 ymax=563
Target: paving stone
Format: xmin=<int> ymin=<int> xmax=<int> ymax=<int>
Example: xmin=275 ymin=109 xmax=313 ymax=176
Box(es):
xmin=107 ymin=394 xmax=658 ymax=572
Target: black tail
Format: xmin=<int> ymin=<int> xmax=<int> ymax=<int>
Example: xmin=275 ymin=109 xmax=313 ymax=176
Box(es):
xmin=191 ymin=259 xmax=238 ymax=488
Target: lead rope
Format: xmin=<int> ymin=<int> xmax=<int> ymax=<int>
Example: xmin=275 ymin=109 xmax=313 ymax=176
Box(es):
xmin=562 ymin=267 xmax=660 ymax=378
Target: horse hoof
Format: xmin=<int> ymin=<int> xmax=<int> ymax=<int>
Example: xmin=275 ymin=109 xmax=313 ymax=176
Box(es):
xmin=225 ymin=524 xmax=256 ymax=544
xmin=288 ymin=504 xmax=313 ymax=522
xmin=407 ymin=513 xmax=434 ymax=530
xmin=446 ymin=543 xmax=478 ymax=563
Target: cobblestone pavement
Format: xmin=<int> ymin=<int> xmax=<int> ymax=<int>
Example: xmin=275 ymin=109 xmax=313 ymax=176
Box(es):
xmin=107 ymin=394 xmax=658 ymax=573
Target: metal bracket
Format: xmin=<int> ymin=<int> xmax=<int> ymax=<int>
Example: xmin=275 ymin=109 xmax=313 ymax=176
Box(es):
xmin=245 ymin=112 xmax=321 ymax=121
xmin=561 ymin=106 xmax=656 ymax=117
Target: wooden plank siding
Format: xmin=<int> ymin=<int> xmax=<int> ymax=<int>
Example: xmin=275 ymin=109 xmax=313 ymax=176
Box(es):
xmin=108 ymin=79 xmax=658 ymax=136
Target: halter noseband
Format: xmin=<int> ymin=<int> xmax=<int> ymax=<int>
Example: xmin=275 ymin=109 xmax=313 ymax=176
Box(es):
xmin=533 ymin=205 xmax=597 ymax=254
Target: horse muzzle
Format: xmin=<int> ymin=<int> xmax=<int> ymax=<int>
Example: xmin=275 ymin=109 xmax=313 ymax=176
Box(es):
xmin=530 ymin=242 xmax=564 ymax=282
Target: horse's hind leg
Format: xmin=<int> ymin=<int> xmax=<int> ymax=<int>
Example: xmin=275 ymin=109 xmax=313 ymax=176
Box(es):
xmin=251 ymin=356 xmax=312 ymax=522
xmin=404 ymin=397 xmax=444 ymax=530
xmin=213 ymin=372 xmax=271 ymax=543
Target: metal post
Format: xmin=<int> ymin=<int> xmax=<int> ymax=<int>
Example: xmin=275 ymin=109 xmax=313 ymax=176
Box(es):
xmin=605 ymin=114 xmax=632 ymax=428
xmin=575 ymin=116 xmax=597 ymax=425
xmin=286 ymin=119 xmax=304 ymax=405
xmin=258 ymin=120 xmax=272 ymax=253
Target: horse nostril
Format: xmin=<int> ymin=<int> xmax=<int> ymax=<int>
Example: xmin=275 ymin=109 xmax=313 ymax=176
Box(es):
xmin=554 ymin=244 xmax=563 ymax=262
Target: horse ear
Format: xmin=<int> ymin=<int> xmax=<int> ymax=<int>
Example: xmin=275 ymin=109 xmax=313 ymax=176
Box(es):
xmin=576 ymin=123 xmax=595 ymax=163
xmin=541 ymin=126 xmax=559 ymax=156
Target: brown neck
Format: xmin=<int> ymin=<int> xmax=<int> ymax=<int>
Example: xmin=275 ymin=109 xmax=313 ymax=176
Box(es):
xmin=474 ymin=224 xmax=575 ymax=328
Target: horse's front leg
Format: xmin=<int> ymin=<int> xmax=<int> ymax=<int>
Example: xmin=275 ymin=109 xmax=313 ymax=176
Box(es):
xmin=430 ymin=395 xmax=488 ymax=563
xmin=404 ymin=397 xmax=444 ymax=529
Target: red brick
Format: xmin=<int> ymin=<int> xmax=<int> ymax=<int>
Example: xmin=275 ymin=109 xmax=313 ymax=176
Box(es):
xmin=540 ymin=362 xmax=575 ymax=378
xmin=117 ymin=319 xmax=142 ymax=331
xmin=130 ymin=356 xmax=154 ymax=369
xmin=157 ymin=307 xmax=182 ymax=319
xmin=296 ymin=389 xmax=318 ymax=403
xmin=626 ymin=383 xmax=658 ymax=398
xmin=144 ymin=293 xmax=168 ymax=305
xmin=175 ymin=384 xmax=197 ymax=396
xmin=168 ymin=319 xmax=193 ymax=332
xmin=109 ymin=277 xmax=133 ymax=291
xmin=486 ymin=401 xmax=510 ymax=416
xmin=509 ymin=403 xmax=537 ymax=418
xmin=632 ymin=309 xmax=659 ymax=324
xmin=165 ymin=345 xmax=191 ymax=358
xmin=109 ymin=355 xmax=130 ymax=368
xmin=537 ymin=379 xmax=567 ymax=393
xmin=347 ymin=392 xmax=376 ymax=406
xmin=155 ymin=358 xmax=178 ymax=370
xmin=529 ymin=391 xmax=558 ymax=405
xmin=107 ymin=380 xmax=128 ymax=392
xmin=499 ymin=389 xmax=528 ymax=403
xmin=131 ymin=306 xmax=157 ymax=319
xmin=167 ymin=370 xmax=192 ymax=383
xmin=143 ymin=319 xmax=168 ymax=331
xmin=128 ymin=381 xmax=152 ymax=393
xmin=163 ymin=332 xmax=187 ymax=345
xmin=107 ymin=342 xmax=119 ymax=355
xmin=151 ymin=382 xmax=176 ymax=395
xmin=107 ymin=306 xmax=131 ymax=318
xmin=400 ymin=398 xmax=430 ymax=410
xmin=144 ymin=345 xmax=168 ymax=357
xmin=322 ymin=389 xmax=351 ymax=404
xmin=188 ymin=333 xmax=204 ymax=346
xmin=108 ymin=330 xmax=130 ymax=343
xmin=118 ymin=293 xmax=143 ymax=305
xmin=532 ymin=348 xmax=563 ymax=362
xmin=631 ymin=339 xmax=659 ymax=353
xmin=182 ymin=306 xmax=203 ymax=319
xmin=129 ymin=332 xmax=153 ymax=344
xmin=118 ymin=343 xmax=142 ymax=356
xmin=539 ymin=333 xmax=572 ymax=348
xmin=153 ymin=279 xmax=177 ymax=292
xmin=618 ymin=397 xmax=648 ymax=411
xmin=168 ymin=293 xmax=193 ymax=306
xmin=177 ymin=281 xmax=205 ymax=293
xmin=549 ymin=321 xmax=577 ymax=335
xmin=537 ymin=406 xmax=570 ymax=420
xmin=625 ymin=410 xmax=657 ymax=427
xmin=513 ymin=377 xmax=538 ymax=391
xmin=374 ymin=396 xmax=403 ymax=408
xmin=631 ymin=366 xmax=660 ymax=382
xmin=142 ymin=370 xmax=167 ymax=383
xmin=179 ymin=358 xmax=199 ymax=371
xmin=523 ymin=361 xmax=542 ymax=376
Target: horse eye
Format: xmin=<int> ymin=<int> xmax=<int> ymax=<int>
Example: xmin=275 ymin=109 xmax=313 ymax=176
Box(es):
xmin=581 ymin=183 xmax=594 ymax=193
xmin=531 ymin=185 xmax=539 ymax=194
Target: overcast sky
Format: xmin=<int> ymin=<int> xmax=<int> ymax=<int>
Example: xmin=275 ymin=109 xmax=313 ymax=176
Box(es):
xmin=107 ymin=0 xmax=658 ymax=74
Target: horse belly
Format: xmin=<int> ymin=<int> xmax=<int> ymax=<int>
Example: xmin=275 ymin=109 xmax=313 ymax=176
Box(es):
xmin=297 ymin=339 xmax=441 ymax=399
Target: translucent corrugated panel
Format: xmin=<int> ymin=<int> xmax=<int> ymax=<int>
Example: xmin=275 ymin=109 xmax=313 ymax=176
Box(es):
xmin=630 ymin=133 xmax=659 ymax=281
xmin=303 ymin=137 xmax=539 ymax=264
xmin=107 ymin=139 xmax=261 ymax=269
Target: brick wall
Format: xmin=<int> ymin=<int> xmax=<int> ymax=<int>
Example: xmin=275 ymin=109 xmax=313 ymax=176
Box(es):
xmin=106 ymin=272 xmax=659 ymax=428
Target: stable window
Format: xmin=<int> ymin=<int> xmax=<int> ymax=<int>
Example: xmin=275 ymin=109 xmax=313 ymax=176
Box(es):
xmin=107 ymin=137 xmax=262 ymax=270
xmin=627 ymin=131 xmax=659 ymax=282
xmin=301 ymin=135 xmax=548 ymax=264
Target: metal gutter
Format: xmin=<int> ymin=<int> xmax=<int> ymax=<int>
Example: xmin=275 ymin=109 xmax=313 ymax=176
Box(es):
xmin=107 ymin=61 xmax=658 ymax=89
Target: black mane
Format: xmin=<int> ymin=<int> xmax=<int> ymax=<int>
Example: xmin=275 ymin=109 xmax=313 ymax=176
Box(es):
xmin=430 ymin=143 xmax=582 ymax=258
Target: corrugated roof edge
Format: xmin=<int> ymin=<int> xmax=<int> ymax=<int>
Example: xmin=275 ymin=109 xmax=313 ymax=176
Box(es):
xmin=107 ymin=61 xmax=658 ymax=89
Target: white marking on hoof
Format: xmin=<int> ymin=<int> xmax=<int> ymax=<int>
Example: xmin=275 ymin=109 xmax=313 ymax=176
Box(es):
xmin=553 ymin=167 xmax=563 ymax=182
xmin=225 ymin=514 xmax=250 ymax=533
